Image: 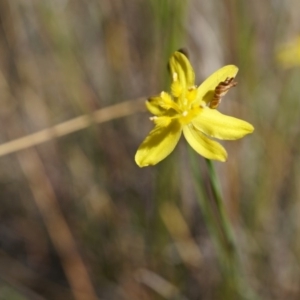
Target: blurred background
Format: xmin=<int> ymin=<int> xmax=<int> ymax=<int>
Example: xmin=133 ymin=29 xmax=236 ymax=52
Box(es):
xmin=1 ymin=0 xmax=300 ymax=299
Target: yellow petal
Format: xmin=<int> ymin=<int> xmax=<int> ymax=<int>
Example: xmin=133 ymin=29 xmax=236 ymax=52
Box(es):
xmin=159 ymin=92 xmax=181 ymax=111
xmin=146 ymin=96 xmax=166 ymax=116
xmin=192 ymin=108 xmax=254 ymax=140
xmin=135 ymin=120 xmax=182 ymax=167
xmin=168 ymin=51 xmax=195 ymax=90
xmin=183 ymin=125 xmax=227 ymax=161
xmin=152 ymin=116 xmax=172 ymax=127
xmin=196 ymin=65 xmax=238 ymax=105
xmin=146 ymin=93 xmax=180 ymax=116
xmin=171 ymin=80 xmax=182 ymax=97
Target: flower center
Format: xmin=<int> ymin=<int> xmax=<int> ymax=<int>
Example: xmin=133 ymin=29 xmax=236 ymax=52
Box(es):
xmin=179 ymin=104 xmax=201 ymax=125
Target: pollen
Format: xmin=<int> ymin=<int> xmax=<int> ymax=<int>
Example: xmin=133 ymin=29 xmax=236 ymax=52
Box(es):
xmin=182 ymin=110 xmax=188 ymax=117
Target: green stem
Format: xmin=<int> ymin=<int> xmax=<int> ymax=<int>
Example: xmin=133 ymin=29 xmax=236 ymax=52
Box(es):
xmin=205 ymin=159 xmax=239 ymax=291
xmin=189 ymin=150 xmax=259 ymax=300
xmin=204 ymin=159 xmax=259 ymax=300
xmin=205 ymin=159 xmax=236 ymax=263
xmin=188 ymin=149 xmax=225 ymax=255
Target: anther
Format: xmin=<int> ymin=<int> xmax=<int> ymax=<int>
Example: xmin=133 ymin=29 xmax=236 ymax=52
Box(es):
xmin=173 ymin=72 xmax=178 ymax=82
xmin=182 ymin=111 xmax=188 ymax=117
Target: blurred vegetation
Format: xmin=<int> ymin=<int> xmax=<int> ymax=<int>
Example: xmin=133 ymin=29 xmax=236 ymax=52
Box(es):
xmin=1 ymin=0 xmax=300 ymax=299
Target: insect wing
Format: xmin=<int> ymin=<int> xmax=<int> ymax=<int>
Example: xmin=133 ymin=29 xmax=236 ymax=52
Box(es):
xmin=196 ymin=65 xmax=238 ymax=105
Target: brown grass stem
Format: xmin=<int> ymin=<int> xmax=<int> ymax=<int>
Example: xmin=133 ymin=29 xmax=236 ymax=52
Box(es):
xmin=17 ymin=148 xmax=99 ymax=300
xmin=0 ymin=98 xmax=146 ymax=157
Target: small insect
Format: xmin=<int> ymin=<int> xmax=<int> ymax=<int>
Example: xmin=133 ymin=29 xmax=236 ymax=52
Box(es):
xmin=209 ymin=77 xmax=237 ymax=109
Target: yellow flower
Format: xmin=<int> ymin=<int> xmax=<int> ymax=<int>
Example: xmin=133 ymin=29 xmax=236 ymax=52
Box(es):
xmin=135 ymin=51 xmax=254 ymax=167
xmin=276 ymin=37 xmax=300 ymax=68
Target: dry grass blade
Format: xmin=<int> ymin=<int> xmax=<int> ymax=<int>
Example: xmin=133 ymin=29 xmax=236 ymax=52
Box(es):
xmin=0 ymin=98 xmax=146 ymax=157
xmin=17 ymin=148 xmax=99 ymax=300
xmin=160 ymin=202 xmax=202 ymax=268
xmin=135 ymin=268 xmax=189 ymax=300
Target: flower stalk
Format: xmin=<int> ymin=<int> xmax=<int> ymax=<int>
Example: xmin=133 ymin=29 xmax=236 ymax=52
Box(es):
xmin=191 ymin=154 xmax=258 ymax=299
